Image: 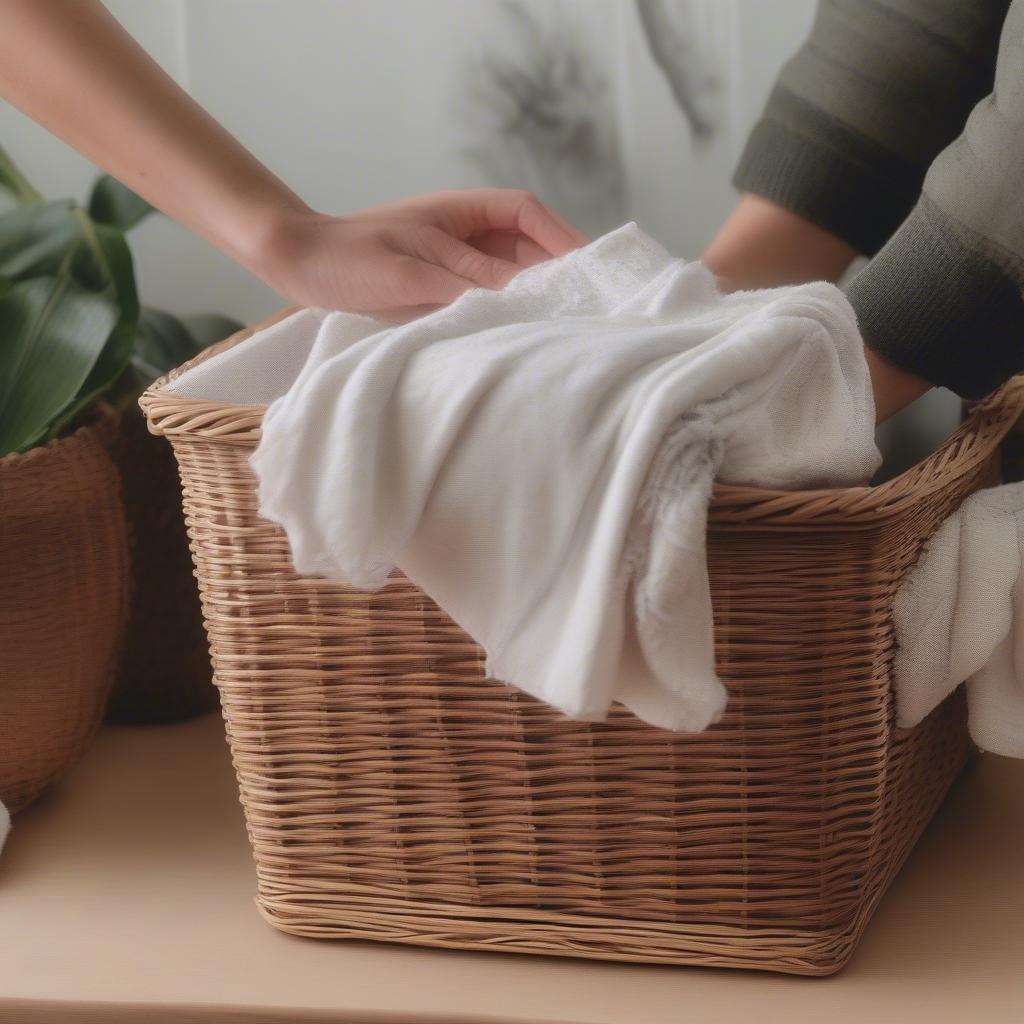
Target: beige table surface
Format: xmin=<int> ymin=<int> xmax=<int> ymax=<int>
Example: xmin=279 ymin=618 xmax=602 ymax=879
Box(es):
xmin=1 ymin=712 xmax=1022 ymax=1024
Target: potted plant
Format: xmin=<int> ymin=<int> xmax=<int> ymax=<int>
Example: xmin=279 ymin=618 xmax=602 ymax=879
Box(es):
xmin=0 ymin=145 xmax=240 ymax=815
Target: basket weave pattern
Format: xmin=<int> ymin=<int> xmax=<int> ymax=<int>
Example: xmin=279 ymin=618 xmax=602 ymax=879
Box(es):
xmin=0 ymin=407 xmax=130 ymax=814
xmin=142 ymin=324 xmax=1024 ymax=975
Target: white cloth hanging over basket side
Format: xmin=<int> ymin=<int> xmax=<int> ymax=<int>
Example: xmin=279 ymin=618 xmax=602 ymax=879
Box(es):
xmin=895 ymin=481 xmax=1024 ymax=757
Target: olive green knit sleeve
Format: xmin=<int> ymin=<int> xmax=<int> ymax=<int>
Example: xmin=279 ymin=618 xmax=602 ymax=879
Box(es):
xmin=733 ymin=0 xmax=1008 ymax=256
xmin=847 ymin=0 xmax=1024 ymax=397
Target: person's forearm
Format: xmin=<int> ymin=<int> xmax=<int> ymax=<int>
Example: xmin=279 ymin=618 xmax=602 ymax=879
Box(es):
xmin=0 ymin=0 xmax=588 ymax=317
xmin=0 ymin=0 xmax=305 ymax=272
xmin=701 ymin=193 xmax=859 ymax=290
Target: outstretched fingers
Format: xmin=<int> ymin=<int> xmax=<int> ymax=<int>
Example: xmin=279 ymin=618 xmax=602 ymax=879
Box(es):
xmin=415 ymin=224 xmax=522 ymax=290
xmin=459 ymin=189 xmax=590 ymax=258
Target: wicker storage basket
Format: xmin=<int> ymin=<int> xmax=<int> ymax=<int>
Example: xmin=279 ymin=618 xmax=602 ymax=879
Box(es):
xmin=0 ymin=404 xmax=130 ymax=814
xmin=141 ymin=320 xmax=1024 ymax=976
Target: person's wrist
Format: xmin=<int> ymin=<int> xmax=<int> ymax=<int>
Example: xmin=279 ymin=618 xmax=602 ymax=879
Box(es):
xmin=864 ymin=345 xmax=932 ymax=424
xmin=222 ymin=197 xmax=321 ymax=283
xmin=702 ymin=195 xmax=858 ymax=290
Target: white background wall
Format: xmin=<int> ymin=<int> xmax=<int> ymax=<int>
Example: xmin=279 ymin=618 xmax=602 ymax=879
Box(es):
xmin=0 ymin=0 xmax=816 ymax=324
xmin=0 ymin=0 xmax=960 ymax=463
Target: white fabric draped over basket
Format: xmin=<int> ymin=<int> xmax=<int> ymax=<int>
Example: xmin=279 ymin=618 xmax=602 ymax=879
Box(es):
xmin=167 ymin=224 xmax=886 ymax=732
xmin=168 ymin=223 xmax=1024 ymax=752
xmin=896 ymin=482 xmax=1024 ymax=757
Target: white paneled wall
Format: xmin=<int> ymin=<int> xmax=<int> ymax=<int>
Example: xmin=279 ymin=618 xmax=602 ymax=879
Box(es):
xmin=0 ymin=0 xmax=818 ymax=323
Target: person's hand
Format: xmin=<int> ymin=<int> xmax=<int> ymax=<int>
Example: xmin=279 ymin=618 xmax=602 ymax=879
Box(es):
xmin=0 ymin=4 xmax=588 ymax=321
xmin=251 ymin=189 xmax=590 ymax=320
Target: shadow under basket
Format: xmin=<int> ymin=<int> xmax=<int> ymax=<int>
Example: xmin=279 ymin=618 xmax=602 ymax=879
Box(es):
xmin=140 ymin=322 xmax=1024 ymax=976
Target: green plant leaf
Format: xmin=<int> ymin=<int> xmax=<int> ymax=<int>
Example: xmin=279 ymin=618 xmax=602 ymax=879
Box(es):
xmin=132 ymin=309 xmax=243 ymax=382
xmin=87 ymin=174 xmax=154 ymax=231
xmin=132 ymin=307 xmax=201 ymax=381
xmin=0 ymin=155 xmax=239 ymax=451
xmin=45 ymin=219 xmax=140 ymax=438
xmin=0 ymin=271 xmax=119 ymax=456
xmin=0 ymin=143 xmax=43 ymax=206
xmin=0 ymin=200 xmax=82 ymax=279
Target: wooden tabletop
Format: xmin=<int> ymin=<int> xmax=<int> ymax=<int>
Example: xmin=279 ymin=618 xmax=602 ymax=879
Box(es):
xmin=1 ymin=712 xmax=1022 ymax=1024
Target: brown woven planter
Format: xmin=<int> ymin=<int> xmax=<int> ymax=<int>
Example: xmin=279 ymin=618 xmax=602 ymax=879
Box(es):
xmin=104 ymin=402 xmax=217 ymax=724
xmin=0 ymin=406 xmax=130 ymax=815
xmin=141 ymin=321 xmax=1024 ymax=976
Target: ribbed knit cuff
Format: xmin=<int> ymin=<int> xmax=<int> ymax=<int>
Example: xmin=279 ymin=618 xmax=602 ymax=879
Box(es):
xmin=846 ymin=195 xmax=1024 ymax=399
xmin=732 ymin=87 xmax=924 ymax=257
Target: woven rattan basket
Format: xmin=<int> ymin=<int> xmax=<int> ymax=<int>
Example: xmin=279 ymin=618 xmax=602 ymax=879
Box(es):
xmin=141 ymin=319 xmax=1024 ymax=976
xmin=0 ymin=403 xmax=130 ymax=814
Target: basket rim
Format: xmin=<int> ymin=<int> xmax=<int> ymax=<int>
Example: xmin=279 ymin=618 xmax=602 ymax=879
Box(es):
xmin=139 ymin=309 xmax=1024 ymax=528
xmin=0 ymin=399 xmax=121 ymax=472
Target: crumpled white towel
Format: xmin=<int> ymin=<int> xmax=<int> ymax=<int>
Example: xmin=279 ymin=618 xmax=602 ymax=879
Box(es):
xmin=895 ymin=482 xmax=1024 ymax=757
xmin=170 ymin=224 xmax=880 ymax=731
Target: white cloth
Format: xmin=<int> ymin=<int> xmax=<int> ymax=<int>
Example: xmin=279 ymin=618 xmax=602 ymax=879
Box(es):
xmin=170 ymin=224 xmax=880 ymax=731
xmin=895 ymin=482 xmax=1024 ymax=756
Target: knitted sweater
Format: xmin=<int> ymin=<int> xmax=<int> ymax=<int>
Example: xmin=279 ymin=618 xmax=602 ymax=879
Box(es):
xmin=733 ymin=0 xmax=1024 ymax=398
